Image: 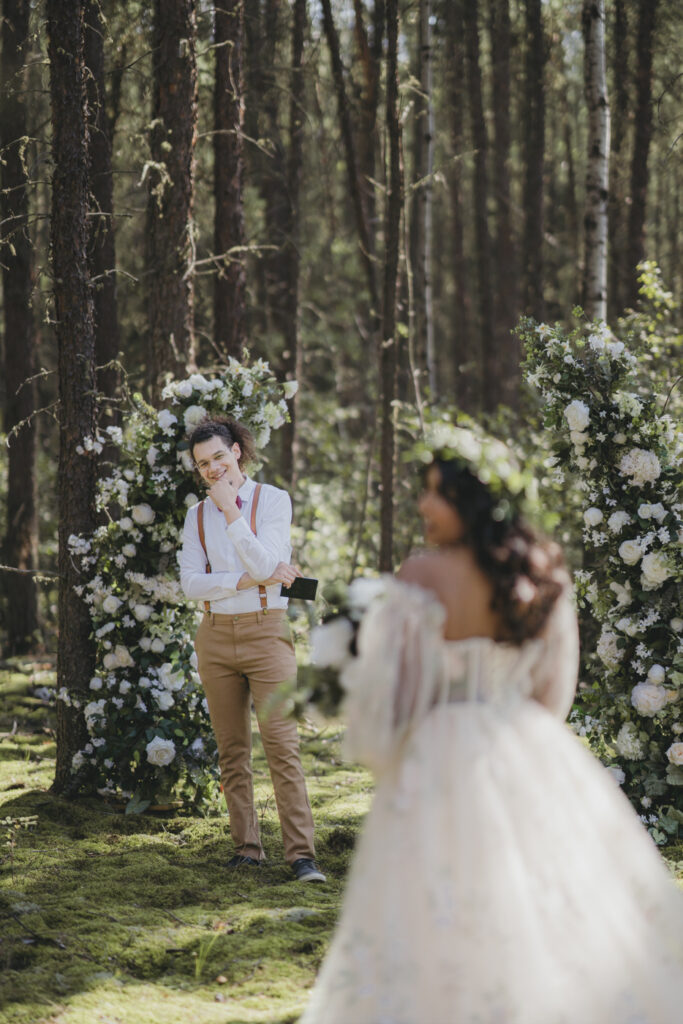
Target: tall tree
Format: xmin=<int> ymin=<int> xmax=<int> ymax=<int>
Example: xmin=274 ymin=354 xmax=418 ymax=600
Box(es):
xmin=47 ymin=0 xmax=97 ymax=792
xmin=146 ymin=0 xmax=198 ymax=395
xmin=521 ymin=0 xmax=546 ymax=320
xmin=463 ymin=0 xmax=495 ymax=410
xmin=1 ymin=0 xmax=39 ymax=654
xmin=213 ymin=0 xmax=247 ymax=359
xmin=379 ymin=0 xmax=402 ymax=571
xmin=410 ymin=0 xmax=436 ymax=396
xmin=488 ymin=0 xmax=519 ymax=407
xmin=625 ymin=0 xmax=659 ymax=308
xmin=352 ymin=0 xmax=384 ymax=258
xmin=280 ymin=0 xmax=307 ymax=488
xmin=85 ymin=0 xmax=121 ymax=423
xmin=607 ymin=0 xmax=629 ymax=318
xmin=445 ymin=0 xmax=473 ymax=410
xmin=582 ymin=0 xmax=610 ymax=322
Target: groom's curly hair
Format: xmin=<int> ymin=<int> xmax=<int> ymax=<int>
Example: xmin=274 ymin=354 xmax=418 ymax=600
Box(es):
xmin=430 ymin=457 xmax=567 ymax=644
xmin=187 ymin=416 xmax=257 ymax=468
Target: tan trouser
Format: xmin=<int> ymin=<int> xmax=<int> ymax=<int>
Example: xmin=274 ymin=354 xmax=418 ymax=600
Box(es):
xmin=195 ymin=609 xmax=315 ymax=864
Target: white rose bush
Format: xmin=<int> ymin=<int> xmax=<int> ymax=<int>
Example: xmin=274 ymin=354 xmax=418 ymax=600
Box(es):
xmin=65 ymin=357 xmax=295 ymax=812
xmin=520 ymin=309 xmax=682 ymax=843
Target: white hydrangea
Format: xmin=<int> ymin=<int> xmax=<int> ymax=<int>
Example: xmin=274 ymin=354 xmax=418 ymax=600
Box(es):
xmin=647 ymin=664 xmax=666 ymax=684
xmin=145 ymin=736 xmax=176 ymax=766
xmin=89 ymin=676 xmax=103 ymax=691
xmin=618 ymin=539 xmax=642 ymax=565
xmin=102 ymin=595 xmax=122 ymax=615
xmin=615 ymin=722 xmax=646 ymax=761
xmin=146 ymin=446 xmax=159 ymax=468
xmin=596 ymin=629 xmax=623 ymax=669
xmin=133 ymin=604 xmax=154 ymax=622
xmin=583 ymin=507 xmax=603 ymax=527
xmin=157 ymin=409 xmax=178 ymax=433
xmin=607 ymin=765 xmax=626 ymax=785
xmin=131 ymin=503 xmax=155 ymax=526
xmin=607 ymin=511 xmax=631 ymax=534
xmin=311 ymin=619 xmax=354 ymax=668
xmin=618 ymin=448 xmax=661 ymax=487
xmin=122 ymin=544 xmax=136 ymax=559
xmin=188 ymin=373 xmax=212 ymax=393
xmin=640 ymin=551 xmax=673 ymax=591
xmin=184 ymin=405 xmax=208 ymax=431
xmin=631 ymin=682 xmax=668 ymax=717
xmin=564 ymin=399 xmax=590 ymax=432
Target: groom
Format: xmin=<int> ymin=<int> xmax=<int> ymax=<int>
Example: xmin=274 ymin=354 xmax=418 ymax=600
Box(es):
xmin=178 ymin=415 xmax=325 ymax=883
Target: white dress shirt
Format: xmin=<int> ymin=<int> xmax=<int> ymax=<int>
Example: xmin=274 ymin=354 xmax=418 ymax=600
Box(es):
xmin=179 ymin=476 xmax=291 ymax=613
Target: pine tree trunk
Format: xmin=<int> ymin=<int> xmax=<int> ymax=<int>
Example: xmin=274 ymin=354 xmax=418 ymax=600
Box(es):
xmin=582 ymin=0 xmax=610 ymax=322
xmin=85 ymin=0 xmax=121 ymax=424
xmin=521 ymin=0 xmax=546 ymax=320
xmin=445 ymin=0 xmax=473 ymax=411
xmin=352 ymin=0 xmax=383 ymax=258
xmin=47 ymin=0 xmax=97 ymax=793
xmin=607 ymin=0 xmax=629 ymax=319
xmin=213 ymin=0 xmax=247 ymax=359
xmin=463 ymin=0 xmax=496 ymax=411
xmin=280 ymin=0 xmax=306 ymax=489
xmin=625 ymin=0 xmax=658 ymax=308
xmin=379 ymin=0 xmax=402 ymax=572
xmin=146 ymin=0 xmax=198 ymax=396
xmin=488 ymin=0 xmax=519 ymax=408
xmin=1 ymin=0 xmax=39 ymax=655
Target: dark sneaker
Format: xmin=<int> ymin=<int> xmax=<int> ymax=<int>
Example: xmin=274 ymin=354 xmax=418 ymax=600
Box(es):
xmin=227 ymin=854 xmax=261 ymax=868
xmin=292 ymin=858 xmax=326 ymax=883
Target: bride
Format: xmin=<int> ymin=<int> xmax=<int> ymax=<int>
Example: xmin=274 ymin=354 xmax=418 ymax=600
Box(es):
xmin=300 ymin=429 xmax=683 ymax=1024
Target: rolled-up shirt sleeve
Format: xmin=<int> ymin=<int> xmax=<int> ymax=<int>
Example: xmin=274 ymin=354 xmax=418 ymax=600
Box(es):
xmin=225 ymin=488 xmax=292 ymax=581
xmin=179 ymin=506 xmax=243 ymax=600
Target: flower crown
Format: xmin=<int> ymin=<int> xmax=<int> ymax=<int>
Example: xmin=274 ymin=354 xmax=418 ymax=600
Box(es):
xmin=417 ymin=420 xmax=540 ymax=523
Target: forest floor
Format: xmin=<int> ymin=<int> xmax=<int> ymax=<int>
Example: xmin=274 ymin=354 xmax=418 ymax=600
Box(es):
xmin=2 ymin=662 xmax=683 ymax=1024
xmin=0 ymin=659 xmax=369 ymax=1024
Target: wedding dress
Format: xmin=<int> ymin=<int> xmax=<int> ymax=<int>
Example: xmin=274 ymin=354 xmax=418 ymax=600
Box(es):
xmin=300 ymin=579 xmax=683 ymax=1024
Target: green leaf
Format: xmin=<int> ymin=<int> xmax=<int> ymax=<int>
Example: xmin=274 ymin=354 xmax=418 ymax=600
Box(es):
xmin=125 ymin=793 xmax=151 ymax=815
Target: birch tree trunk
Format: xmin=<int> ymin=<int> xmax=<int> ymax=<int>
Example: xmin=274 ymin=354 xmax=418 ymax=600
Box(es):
xmin=213 ymin=0 xmax=247 ymax=360
xmin=379 ymin=0 xmax=402 ymax=572
xmin=146 ymin=0 xmax=198 ymax=396
xmin=47 ymin=0 xmax=97 ymax=792
xmin=626 ymin=0 xmax=659 ymax=308
xmin=1 ymin=0 xmax=39 ymax=655
xmin=582 ymin=0 xmax=610 ymax=322
xmin=607 ymin=0 xmax=629 ymax=319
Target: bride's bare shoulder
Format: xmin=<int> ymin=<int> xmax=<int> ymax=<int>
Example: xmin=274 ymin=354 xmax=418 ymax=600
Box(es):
xmin=397 ymin=548 xmax=474 ymax=589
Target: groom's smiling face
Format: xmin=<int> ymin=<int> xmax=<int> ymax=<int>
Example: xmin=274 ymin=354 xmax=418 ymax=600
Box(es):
xmin=192 ymin=436 xmax=242 ymax=488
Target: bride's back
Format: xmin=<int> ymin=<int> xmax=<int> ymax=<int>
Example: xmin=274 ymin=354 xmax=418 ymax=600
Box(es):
xmin=398 ymin=547 xmax=502 ymax=642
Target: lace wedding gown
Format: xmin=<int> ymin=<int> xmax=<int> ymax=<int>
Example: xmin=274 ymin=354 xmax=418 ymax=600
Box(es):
xmin=300 ymin=579 xmax=683 ymax=1024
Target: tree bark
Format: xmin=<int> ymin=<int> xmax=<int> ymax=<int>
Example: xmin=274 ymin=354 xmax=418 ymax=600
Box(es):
xmin=625 ymin=0 xmax=658 ymax=309
xmin=280 ymin=0 xmax=306 ymax=489
xmin=47 ymin=0 xmax=97 ymax=792
xmin=488 ymin=0 xmax=519 ymax=408
xmin=379 ymin=0 xmax=402 ymax=572
xmin=352 ymin=0 xmax=384 ymax=258
xmin=213 ymin=0 xmax=247 ymax=359
xmin=463 ymin=0 xmax=496 ymax=410
xmin=1 ymin=0 xmax=39 ymax=655
xmin=607 ymin=0 xmax=629 ymax=319
xmin=521 ymin=0 xmax=546 ymax=320
xmin=582 ymin=0 xmax=610 ymax=322
xmin=85 ymin=0 xmax=121 ymax=425
xmin=445 ymin=0 xmax=473 ymax=411
xmin=409 ymin=0 xmax=435 ymax=397
xmin=146 ymin=0 xmax=198 ymax=396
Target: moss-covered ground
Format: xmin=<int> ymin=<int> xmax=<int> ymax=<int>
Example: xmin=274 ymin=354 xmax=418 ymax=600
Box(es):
xmin=2 ymin=662 xmax=682 ymax=1024
xmin=0 ymin=661 xmax=371 ymax=1024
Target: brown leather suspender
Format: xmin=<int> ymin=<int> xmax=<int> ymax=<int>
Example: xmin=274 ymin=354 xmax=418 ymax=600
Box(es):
xmin=197 ymin=483 xmax=267 ymax=613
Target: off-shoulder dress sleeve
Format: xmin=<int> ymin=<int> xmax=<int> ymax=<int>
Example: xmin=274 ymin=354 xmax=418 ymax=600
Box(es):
xmin=340 ymin=578 xmax=447 ymax=775
xmin=528 ymin=586 xmax=580 ymax=720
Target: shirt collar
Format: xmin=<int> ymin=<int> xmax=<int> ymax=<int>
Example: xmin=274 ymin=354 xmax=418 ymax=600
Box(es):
xmin=238 ymin=476 xmax=256 ymax=501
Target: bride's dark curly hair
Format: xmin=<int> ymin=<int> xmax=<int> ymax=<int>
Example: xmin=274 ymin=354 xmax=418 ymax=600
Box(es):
xmin=430 ymin=455 xmax=567 ymax=644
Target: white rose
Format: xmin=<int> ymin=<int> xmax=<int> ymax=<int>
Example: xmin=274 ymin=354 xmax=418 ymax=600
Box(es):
xmin=177 ymin=449 xmax=194 ymax=472
xmin=596 ymin=629 xmax=623 ymax=669
xmin=111 ymin=644 xmax=134 ymax=668
xmin=119 ymin=681 xmax=132 ymax=695
xmin=118 ymin=516 xmax=134 ymax=531
xmin=609 ymin=581 xmax=632 ymax=607
xmin=618 ymin=448 xmax=661 ymax=487
xmin=670 ymin=618 xmax=683 ymax=633
xmin=311 ymin=619 xmax=354 ymax=668
xmin=102 ymin=595 xmax=122 ymax=615
xmin=646 ymin=664 xmax=666 ymax=684
xmin=631 ymin=682 xmax=668 ymax=717
xmin=175 ymin=380 xmax=193 ymax=398
xmin=184 ymin=493 xmax=199 ymax=507
xmin=132 ymin=503 xmax=155 ymax=526
xmin=647 ymin=503 xmax=667 ymax=523
xmin=146 ymin=446 xmax=159 ymax=468
xmin=183 ymin=405 xmax=207 ymax=431
xmin=89 ymin=676 xmax=103 ymax=691
xmin=640 ymin=551 xmax=673 ymax=591
xmin=145 ymin=736 xmax=176 ymax=766
xmin=564 ymin=399 xmax=590 ymax=432
xmin=122 ymin=544 xmax=136 ymax=558
xmin=157 ymin=409 xmax=178 ymax=433
xmin=615 ymin=617 xmax=637 ymax=636
xmin=583 ymin=507 xmax=603 ymax=527
xmin=158 ymin=663 xmax=185 ymax=690
xmin=613 ymin=433 xmax=627 ymax=444
xmin=618 ymin=539 xmax=642 ymax=565
xmin=150 ymin=638 xmax=166 ymax=654
xmin=569 ymin=430 xmax=589 ymax=449
xmin=666 ymin=742 xmax=683 ymax=766
xmin=283 ymin=380 xmax=299 ymax=399
xmin=133 ymin=604 xmax=154 ymax=622
xmin=188 ymin=373 xmax=211 ymax=392
xmin=154 ymin=689 xmax=175 ymax=711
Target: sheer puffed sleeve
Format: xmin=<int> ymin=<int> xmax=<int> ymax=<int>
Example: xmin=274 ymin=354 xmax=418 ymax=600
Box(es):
xmin=528 ymin=585 xmax=580 ymax=721
xmin=340 ymin=578 xmax=448 ymax=775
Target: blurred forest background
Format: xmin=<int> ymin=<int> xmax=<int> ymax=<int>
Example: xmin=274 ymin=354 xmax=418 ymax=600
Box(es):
xmin=1 ymin=0 xmax=681 ymax=667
